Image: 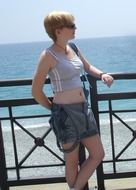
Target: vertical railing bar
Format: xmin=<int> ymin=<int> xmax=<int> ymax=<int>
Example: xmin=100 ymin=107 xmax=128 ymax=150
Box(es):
xmin=109 ymin=100 xmax=116 ymax=173
xmin=87 ymin=75 xmax=105 ymax=190
xmin=8 ymin=106 xmax=20 ymax=180
xmin=0 ymin=121 xmax=9 ymax=190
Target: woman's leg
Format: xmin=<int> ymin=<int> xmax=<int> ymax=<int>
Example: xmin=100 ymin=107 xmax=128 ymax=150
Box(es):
xmin=62 ymin=143 xmax=79 ymax=188
xmin=74 ymin=134 xmax=105 ymax=190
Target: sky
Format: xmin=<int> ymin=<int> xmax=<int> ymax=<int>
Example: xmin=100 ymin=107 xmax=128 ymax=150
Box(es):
xmin=0 ymin=0 xmax=136 ymax=44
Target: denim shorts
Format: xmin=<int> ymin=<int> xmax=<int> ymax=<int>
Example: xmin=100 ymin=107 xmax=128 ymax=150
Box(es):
xmin=49 ymin=102 xmax=99 ymax=147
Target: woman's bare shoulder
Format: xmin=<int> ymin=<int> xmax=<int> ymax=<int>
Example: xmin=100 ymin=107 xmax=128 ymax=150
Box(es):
xmin=38 ymin=49 xmax=57 ymax=68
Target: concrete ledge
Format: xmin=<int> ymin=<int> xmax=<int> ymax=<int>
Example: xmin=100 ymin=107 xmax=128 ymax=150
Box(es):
xmin=10 ymin=178 xmax=136 ymax=190
xmin=104 ymin=178 xmax=136 ymax=190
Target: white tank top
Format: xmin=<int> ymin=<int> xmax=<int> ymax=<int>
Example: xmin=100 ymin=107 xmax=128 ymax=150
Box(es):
xmin=47 ymin=48 xmax=84 ymax=92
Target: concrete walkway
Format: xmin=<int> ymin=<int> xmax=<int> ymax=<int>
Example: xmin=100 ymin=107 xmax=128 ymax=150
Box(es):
xmin=10 ymin=178 xmax=136 ymax=190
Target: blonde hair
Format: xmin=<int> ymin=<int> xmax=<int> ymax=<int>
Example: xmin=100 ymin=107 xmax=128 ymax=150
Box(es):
xmin=44 ymin=11 xmax=75 ymax=41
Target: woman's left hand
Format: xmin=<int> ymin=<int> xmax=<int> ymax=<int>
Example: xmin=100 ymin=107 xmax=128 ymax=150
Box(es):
xmin=101 ymin=74 xmax=114 ymax=87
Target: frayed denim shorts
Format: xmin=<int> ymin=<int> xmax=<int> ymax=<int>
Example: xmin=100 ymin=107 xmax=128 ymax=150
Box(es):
xmin=49 ymin=102 xmax=98 ymax=152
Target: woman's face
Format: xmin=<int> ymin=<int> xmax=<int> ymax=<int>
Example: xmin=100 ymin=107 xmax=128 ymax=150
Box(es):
xmin=56 ymin=23 xmax=77 ymax=41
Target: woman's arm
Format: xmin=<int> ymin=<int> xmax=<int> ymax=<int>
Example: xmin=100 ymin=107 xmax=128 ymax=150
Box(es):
xmin=32 ymin=50 xmax=53 ymax=110
xmin=78 ymin=50 xmax=114 ymax=87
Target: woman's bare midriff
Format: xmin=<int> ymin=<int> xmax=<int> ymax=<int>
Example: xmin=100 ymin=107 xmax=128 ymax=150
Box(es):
xmin=53 ymin=87 xmax=86 ymax=104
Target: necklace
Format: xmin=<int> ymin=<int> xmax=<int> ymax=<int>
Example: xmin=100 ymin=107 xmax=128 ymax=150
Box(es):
xmin=55 ymin=43 xmax=68 ymax=54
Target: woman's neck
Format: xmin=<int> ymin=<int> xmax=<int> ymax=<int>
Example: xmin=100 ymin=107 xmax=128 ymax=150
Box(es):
xmin=54 ymin=41 xmax=68 ymax=54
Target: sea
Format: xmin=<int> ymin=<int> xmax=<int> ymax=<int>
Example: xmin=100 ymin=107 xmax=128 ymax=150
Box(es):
xmin=0 ymin=36 xmax=136 ymax=119
xmin=0 ymin=36 xmax=136 ymax=179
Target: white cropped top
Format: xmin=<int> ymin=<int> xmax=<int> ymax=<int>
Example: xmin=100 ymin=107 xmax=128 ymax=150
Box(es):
xmin=47 ymin=48 xmax=84 ymax=92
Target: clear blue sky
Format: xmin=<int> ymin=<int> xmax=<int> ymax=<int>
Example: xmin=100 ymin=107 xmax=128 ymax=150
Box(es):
xmin=0 ymin=0 xmax=136 ymax=44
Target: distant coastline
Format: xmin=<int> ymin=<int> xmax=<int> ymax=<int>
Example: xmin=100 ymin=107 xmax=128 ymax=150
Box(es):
xmin=0 ymin=34 xmax=136 ymax=46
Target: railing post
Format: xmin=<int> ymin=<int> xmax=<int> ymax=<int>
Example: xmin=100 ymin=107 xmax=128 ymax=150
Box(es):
xmin=0 ymin=121 xmax=9 ymax=190
xmin=87 ymin=75 xmax=105 ymax=190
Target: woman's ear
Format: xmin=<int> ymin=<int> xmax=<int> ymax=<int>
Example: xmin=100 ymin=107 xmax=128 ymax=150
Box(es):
xmin=55 ymin=29 xmax=61 ymax=36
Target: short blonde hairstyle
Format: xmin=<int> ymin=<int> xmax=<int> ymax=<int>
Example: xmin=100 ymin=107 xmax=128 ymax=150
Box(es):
xmin=44 ymin=11 xmax=75 ymax=41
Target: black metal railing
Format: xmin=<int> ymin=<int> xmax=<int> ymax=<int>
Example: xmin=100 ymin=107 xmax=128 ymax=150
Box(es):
xmin=89 ymin=72 xmax=136 ymax=190
xmin=0 ymin=72 xmax=136 ymax=190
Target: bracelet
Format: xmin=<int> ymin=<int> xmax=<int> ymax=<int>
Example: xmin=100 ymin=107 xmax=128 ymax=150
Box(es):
xmin=99 ymin=72 xmax=107 ymax=78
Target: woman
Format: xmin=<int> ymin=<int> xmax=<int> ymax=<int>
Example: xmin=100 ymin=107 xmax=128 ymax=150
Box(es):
xmin=32 ymin=11 xmax=113 ymax=190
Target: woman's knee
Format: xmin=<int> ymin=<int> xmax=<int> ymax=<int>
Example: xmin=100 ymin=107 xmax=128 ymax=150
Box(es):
xmin=82 ymin=135 xmax=104 ymax=153
xmin=90 ymin=146 xmax=105 ymax=163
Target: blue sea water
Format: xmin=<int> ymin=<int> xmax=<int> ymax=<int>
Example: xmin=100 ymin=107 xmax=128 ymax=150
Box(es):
xmin=0 ymin=36 xmax=136 ymax=80
xmin=0 ymin=36 xmax=136 ymax=126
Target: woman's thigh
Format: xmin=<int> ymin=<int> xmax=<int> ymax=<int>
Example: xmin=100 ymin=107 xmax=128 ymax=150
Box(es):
xmin=81 ymin=134 xmax=105 ymax=159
